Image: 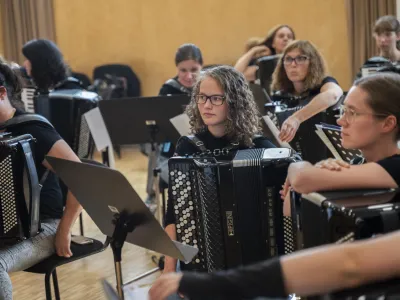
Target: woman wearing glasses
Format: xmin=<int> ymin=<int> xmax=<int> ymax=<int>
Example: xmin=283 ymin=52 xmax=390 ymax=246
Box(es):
xmin=149 ymin=73 xmax=400 ymax=300
xmin=271 ymin=40 xmax=343 ymax=143
xmin=149 ymin=65 xmax=275 ymax=300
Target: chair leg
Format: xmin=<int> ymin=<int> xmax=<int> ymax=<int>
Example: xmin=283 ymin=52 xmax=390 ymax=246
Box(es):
xmin=45 ymin=272 xmax=53 ymax=300
xmin=79 ymin=213 xmax=84 ymax=236
xmin=52 ymin=269 xmax=61 ymax=300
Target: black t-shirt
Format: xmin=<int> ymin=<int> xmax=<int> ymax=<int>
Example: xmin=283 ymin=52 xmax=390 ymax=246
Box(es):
xmin=308 ymin=76 xmax=338 ymax=98
xmin=164 ymin=130 xmax=276 ymax=227
xmin=377 ymin=154 xmax=400 ymax=187
xmin=7 ymin=110 xmax=64 ymax=220
xmin=159 ymin=77 xmax=192 ymax=96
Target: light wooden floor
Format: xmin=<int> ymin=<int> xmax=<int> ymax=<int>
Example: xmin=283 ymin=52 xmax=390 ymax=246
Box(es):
xmin=11 ymin=146 xmax=160 ymax=300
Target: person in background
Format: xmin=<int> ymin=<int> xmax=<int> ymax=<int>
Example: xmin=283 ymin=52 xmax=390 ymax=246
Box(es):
xmin=270 ymin=40 xmax=342 ymax=143
xmin=144 ymin=44 xmax=204 ymax=211
xmin=356 ymin=15 xmax=400 ymax=79
xmin=235 ymin=25 xmax=296 ymax=82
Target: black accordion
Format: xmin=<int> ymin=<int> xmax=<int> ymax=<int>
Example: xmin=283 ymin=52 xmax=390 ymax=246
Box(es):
xmin=268 ymin=93 xmax=342 ymax=164
xmin=300 ymin=188 xmax=400 ymax=249
xmin=35 ymin=89 xmax=100 ymax=159
xmin=0 ymin=133 xmax=41 ymax=244
xmin=301 ymin=189 xmax=400 ymax=299
xmin=168 ymin=148 xmax=297 ymax=273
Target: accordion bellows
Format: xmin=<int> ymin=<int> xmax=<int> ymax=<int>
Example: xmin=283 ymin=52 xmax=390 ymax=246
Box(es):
xmin=169 ymin=148 xmax=297 ymax=272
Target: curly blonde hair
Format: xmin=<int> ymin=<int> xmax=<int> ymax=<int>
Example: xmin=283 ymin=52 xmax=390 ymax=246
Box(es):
xmin=186 ymin=66 xmax=261 ymax=147
xmin=271 ymin=40 xmax=327 ymax=94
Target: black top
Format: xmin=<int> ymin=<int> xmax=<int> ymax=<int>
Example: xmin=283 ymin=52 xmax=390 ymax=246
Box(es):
xmin=7 ymin=110 xmax=64 ymax=220
xmin=377 ymin=154 xmax=400 ymax=187
xmin=308 ymin=76 xmax=338 ymax=97
xmin=178 ymin=256 xmax=286 ymax=299
xmin=159 ymin=76 xmax=191 ymax=96
xmin=164 ymin=130 xmax=276 ymax=227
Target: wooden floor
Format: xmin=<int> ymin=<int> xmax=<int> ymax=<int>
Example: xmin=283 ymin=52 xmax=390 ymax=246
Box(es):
xmin=11 ymin=146 xmax=160 ymax=300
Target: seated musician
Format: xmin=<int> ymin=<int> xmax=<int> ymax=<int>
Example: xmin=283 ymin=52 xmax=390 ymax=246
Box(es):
xmin=356 ymin=15 xmax=400 ymax=79
xmin=0 ymin=62 xmax=82 ymax=299
xmin=234 ymin=25 xmax=296 ymax=82
xmin=22 ymin=39 xmax=82 ymax=93
xmin=144 ymin=44 xmax=204 ymax=211
xmin=149 ymin=65 xmax=275 ymax=299
xmin=149 ymin=72 xmax=400 ymax=300
xmin=270 ymin=40 xmax=343 ymax=143
xmin=159 ymin=43 xmax=203 ymax=96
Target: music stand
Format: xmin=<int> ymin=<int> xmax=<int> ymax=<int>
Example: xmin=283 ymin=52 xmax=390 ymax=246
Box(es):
xmin=99 ymin=95 xmax=190 ymax=145
xmin=249 ymin=83 xmax=272 ymax=113
xmin=45 ymin=156 xmax=198 ymax=300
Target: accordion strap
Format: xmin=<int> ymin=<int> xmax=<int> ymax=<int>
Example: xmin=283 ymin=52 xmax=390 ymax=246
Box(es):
xmin=165 ymin=79 xmax=191 ymax=95
xmin=0 ymin=114 xmax=53 ymax=130
xmin=20 ymin=139 xmax=41 ymax=236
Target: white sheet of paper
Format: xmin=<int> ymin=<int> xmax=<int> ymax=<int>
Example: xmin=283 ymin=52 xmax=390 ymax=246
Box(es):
xmin=170 ymin=113 xmax=191 ymax=136
xmin=262 ymin=115 xmax=293 ymax=149
xmin=83 ymin=107 xmax=115 ymax=169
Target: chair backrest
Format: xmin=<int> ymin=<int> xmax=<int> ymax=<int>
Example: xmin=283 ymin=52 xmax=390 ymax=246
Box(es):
xmin=72 ymin=72 xmax=92 ymax=89
xmin=93 ymin=64 xmax=141 ymax=97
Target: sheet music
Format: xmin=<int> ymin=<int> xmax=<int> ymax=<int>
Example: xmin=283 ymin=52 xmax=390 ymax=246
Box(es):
xmin=170 ymin=113 xmax=191 ymax=136
xmin=83 ymin=107 xmax=115 ymax=168
xmin=262 ymin=115 xmax=292 ymax=149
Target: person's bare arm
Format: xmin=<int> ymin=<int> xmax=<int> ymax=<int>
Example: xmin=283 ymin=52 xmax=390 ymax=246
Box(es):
xmin=288 ymin=161 xmax=397 ymax=194
xmin=279 ymin=82 xmax=343 ymax=142
xmin=293 ymin=82 xmax=343 ymax=123
xmin=283 ymin=230 xmax=400 ymax=296
xmin=163 ymin=224 xmax=178 ymax=273
xmin=43 ymin=139 xmax=82 ymax=257
xmin=234 ymin=45 xmax=270 ymax=74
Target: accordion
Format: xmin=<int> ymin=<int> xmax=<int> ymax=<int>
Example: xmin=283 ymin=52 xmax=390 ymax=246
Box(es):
xmin=35 ymin=89 xmax=100 ymax=159
xmin=168 ymin=148 xmax=297 ymax=273
xmin=270 ymin=93 xmax=342 ymax=164
xmin=0 ymin=132 xmax=41 ymax=244
xmin=300 ymin=188 xmax=400 ymax=249
xmin=301 ymin=189 xmax=400 ymax=299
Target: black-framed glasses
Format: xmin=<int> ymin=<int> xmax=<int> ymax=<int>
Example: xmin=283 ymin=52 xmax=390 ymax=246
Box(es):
xmin=283 ymin=55 xmax=309 ymax=65
xmin=195 ymin=94 xmax=226 ymax=106
xmin=339 ymin=105 xmax=389 ymax=124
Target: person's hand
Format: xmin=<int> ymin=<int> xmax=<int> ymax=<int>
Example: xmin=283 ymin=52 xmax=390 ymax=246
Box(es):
xmin=251 ymin=45 xmax=271 ymax=57
xmin=279 ymin=116 xmax=301 ymax=142
xmin=315 ymin=158 xmax=350 ymax=171
xmin=244 ymin=65 xmax=258 ymax=81
xmin=149 ymin=273 xmax=183 ymax=300
xmin=55 ymin=226 xmax=72 ymax=258
xmin=279 ymin=177 xmax=291 ymax=200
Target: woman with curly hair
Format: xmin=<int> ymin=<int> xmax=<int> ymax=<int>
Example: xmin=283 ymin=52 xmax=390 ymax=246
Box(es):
xmin=271 ymin=40 xmax=343 ymax=143
xmin=150 ymin=65 xmax=275 ymax=300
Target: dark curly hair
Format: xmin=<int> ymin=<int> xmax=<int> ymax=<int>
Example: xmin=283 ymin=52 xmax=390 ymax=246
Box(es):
xmin=186 ymin=65 xmax=261 ymax=147
xmin=22 ymin=39 xmax=69 ymax=92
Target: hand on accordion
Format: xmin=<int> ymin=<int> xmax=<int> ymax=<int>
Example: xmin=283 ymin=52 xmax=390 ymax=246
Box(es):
xmin=280 ymin=177 xmax=291 ymax=200
xmin=279 ymin=115 xmax=300 ymax=142
xmin=315 ymin=158 xmax=350 ymax=171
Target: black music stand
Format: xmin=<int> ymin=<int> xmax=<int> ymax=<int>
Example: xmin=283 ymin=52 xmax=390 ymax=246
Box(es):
xmin=45 ymin=156 xmax=198 ymax=300
xmin=99 ymin=95 xmax=190 ymax=146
